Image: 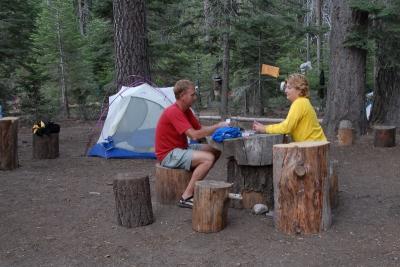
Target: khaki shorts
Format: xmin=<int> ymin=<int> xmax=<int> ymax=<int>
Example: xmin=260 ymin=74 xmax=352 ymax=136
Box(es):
xmin=161 ymin=144 xmax=203 ymax=171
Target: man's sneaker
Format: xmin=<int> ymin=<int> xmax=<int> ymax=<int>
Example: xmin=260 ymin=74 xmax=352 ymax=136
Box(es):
xmin=178 ymin=196 xmax=193 ymax=209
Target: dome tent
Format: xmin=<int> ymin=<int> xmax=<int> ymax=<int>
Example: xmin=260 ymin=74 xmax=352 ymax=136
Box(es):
xmin=88 ymin=83 xmax=175 ymax=159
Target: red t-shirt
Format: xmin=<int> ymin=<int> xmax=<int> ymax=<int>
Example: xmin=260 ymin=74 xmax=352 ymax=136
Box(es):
xmin=155 ymin=103 xmax=201 ymax=161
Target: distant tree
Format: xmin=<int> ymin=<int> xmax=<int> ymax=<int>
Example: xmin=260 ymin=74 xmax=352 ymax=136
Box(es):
xmin=113 ymin=0 xmax=151 ymax=90
xmin=0 ymin=0 xmax=38 ymax=108
xmin=31 ymin=0 xmax=94 ymax=118
xmin=324 ymin=0 xmax=369 ymax=138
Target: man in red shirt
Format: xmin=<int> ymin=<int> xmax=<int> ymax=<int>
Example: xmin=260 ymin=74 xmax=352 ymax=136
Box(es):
xmin=155 ymin=80 xmax=228 ymax=208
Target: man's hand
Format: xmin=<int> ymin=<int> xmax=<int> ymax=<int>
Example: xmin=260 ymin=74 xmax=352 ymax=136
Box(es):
xmin=217 ymin=121 xmax=230 ymax=128
xmin=252 ymin=121 xmax=266 ymax=133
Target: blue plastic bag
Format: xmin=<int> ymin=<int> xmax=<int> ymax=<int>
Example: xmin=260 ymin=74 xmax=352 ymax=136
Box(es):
xmin=211 ymin=127 xmax=242 ymax=143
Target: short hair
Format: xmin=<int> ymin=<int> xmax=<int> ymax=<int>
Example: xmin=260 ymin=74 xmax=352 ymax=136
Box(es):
xmin=174 ymin=79 xmax=195 ymax=100
xmin=286 ymin=73 xmax=309 ymax=97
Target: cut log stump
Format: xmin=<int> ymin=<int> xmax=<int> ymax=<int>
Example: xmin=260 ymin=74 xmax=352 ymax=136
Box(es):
xmin=33 ymin=133 xmax=59 ymax=159
xmin=155 ymin=164 xmax=192 ymax=204
xmin=337 ymin=120 xmax=353 ymax=146
xmin=113 ymin=174 xmax=154 ymax=228
xmin=192 ymin=180 xmax=232 ymax=233
xmin=373 ymin=125 xmax=396 ymax=147
xmin=273 ymin=141 xmax=331 ymax=235
xmin=0 ymin=117 xmax=19 ymax=170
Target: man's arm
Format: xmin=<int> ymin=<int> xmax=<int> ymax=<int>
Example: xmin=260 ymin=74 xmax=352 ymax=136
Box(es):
xmin=185 ymin=121 xmax=228 ymax=140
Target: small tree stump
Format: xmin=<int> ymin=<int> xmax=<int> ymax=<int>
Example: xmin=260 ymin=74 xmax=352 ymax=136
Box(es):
xmin=33 ymin=133 xmax=59 ymax=159
xmin=113 ymin=174 xmax=154 ymax=228
xmin=337 ymin=120 xmax=353 ymax=146
xmin=329 ymin=160 xmax=339 ymax=209
xmin=0 ymin=117 xmax=19 ymax=170
xmin=273 ymin=141 xmax=331 ymax=235
xmin=192 ymin=180 xmax=232 ymax=233
xmin=155 ymin=164 xmax=192 ymax=204
xmin=373 ymin=125 xmax=396 ymax=147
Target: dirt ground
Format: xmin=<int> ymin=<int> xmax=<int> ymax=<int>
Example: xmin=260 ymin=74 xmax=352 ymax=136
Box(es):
xmin=1 ymin=120 xmax=399 ymax=267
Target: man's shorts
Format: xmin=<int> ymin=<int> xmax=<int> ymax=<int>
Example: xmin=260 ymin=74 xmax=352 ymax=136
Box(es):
xmin=160 ymin=144 xmax=203 ymax=171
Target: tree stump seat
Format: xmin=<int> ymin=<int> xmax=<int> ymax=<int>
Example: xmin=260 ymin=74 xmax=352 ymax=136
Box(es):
xmin=113 ymin=174 xmax=154 ymax=228
xmin=373 ymin=125 xmax=396 ymax=147
xmin=33 ymin=133 xmax=59 ymax=159
xmin=273 ymin=141 xmax=331 ymax=235
xmin=337 ymin=120 xmax=353 ymax=146
xmin=0 ymin=117 xmax=19 ymax=170
xmin=155 ymin=163 xmax=192 ymax=204
xmin=192 ymin=180 xmax=232 ymax=233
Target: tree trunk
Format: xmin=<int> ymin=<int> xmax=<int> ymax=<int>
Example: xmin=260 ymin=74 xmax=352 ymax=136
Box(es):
xmin=324 ymin=1 xmax=368 ymax=138
xmin=273 ymin=141 xmax=331 ymax=235
xmin=55 ymin=7 xmax=70 ymax=118
xmin=370 ymin=66 xmax=400 ymax=127
xmin=192 ymin=180 xmax=232 ymax=233
xmin=315 ymin=0 xmax=322 ymax=74
xmin=113 ymin=174 xmax=154 ymax=228
xmin=0 ymin=117 xmax=19 ymax=170
xmin=220 ymin=0 xmax=230 ymax=118
xmin=77 ymin=0 xmax=91 ymax=36
xmin=113 ymin=0 xmax=151 ymax=90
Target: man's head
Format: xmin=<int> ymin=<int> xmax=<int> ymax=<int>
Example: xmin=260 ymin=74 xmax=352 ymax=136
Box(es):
xmin=174 ymin=79 xmax=197 ymax=108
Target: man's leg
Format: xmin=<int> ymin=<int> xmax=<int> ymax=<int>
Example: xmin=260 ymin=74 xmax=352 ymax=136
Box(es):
xmin=181 ymin=150 xmax=215 ymax=199
xmin=198 ymin=144 xmax=221 ymax=166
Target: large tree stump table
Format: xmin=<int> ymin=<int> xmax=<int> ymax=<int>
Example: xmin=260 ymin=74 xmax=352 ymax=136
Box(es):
xmin=208 ymin=133 xmax=284 ymax=209
xmin=273 ymin=141 xmax=331 ymax=235
xmin=0 ymin=117 xmax=19 ymax=170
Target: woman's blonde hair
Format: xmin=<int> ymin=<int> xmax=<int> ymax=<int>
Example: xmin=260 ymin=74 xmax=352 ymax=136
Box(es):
xmin=174 ymin=79 xmax=195 ymax=100
xmin=286 ymin=73 xmax=309 ymax=97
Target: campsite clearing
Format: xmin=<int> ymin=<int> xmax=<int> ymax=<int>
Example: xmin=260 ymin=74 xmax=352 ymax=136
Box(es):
xmin=0 ymin=120 xmax=400 ymax=266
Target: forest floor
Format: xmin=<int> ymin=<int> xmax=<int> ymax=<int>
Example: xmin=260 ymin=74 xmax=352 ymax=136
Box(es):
xmin=1 ymin=120 xmax=400 ymax=267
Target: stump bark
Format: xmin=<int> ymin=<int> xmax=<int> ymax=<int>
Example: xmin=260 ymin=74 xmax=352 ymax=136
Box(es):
xmin=337 ymin=120 xmax=353 ymax=146
xmin=373 ymin=125 xmax=396 ymax=147
xmin=227 ymin=158 xmax=273 ymax=209
xmin=0 ymin=117 xmax=19 ymax=170
xmin=155 ymin=164 xmax=192 ymax=204
xmin=222 ymin=134 xmax=283 ymax=209
xmin=273 ymin=141 xmax=331 ymax=234
xmin=192 ymin=180 xmax=232 ymax=233
xmin=113 ymin=174 xmax=154 ymax=228
xmin=33 ymin=133 xmax=59 ymax=159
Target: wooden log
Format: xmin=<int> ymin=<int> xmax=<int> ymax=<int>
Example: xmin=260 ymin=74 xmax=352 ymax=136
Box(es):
xmin=32 ymin=133 xmax=59 ymax=159
xmin=329 ymin=160 xmax=339 ymax=209
xmin=192 ymin=180 xmax=232 ymax=233
xmin=223 ymin=134 xmax=284 ymax=166
xmin=0 ymin=117 xmax=19 ymax=170
xmin=113 ymin=174 xmax=154 ymax=228
xmin=373 ymin=125 xmax=396 ymax=147
xmin=337 ymin=120 xmax=353 ymax=146
xmin=227 ymin=158 xmax=273 ymax=209
xmin=155 ymin=164 xmax=192 ymax=204
xmin=273 ymin=141 xmax=331 ymax=234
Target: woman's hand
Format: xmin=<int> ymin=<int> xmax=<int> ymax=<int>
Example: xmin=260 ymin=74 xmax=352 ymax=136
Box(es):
xmin=252 ymin=121 xmax=266 ymax=133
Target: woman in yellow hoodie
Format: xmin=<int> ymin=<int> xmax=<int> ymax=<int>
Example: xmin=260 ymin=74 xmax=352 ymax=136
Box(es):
xmin=253 ymin=73 xmax=326 ymax=142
